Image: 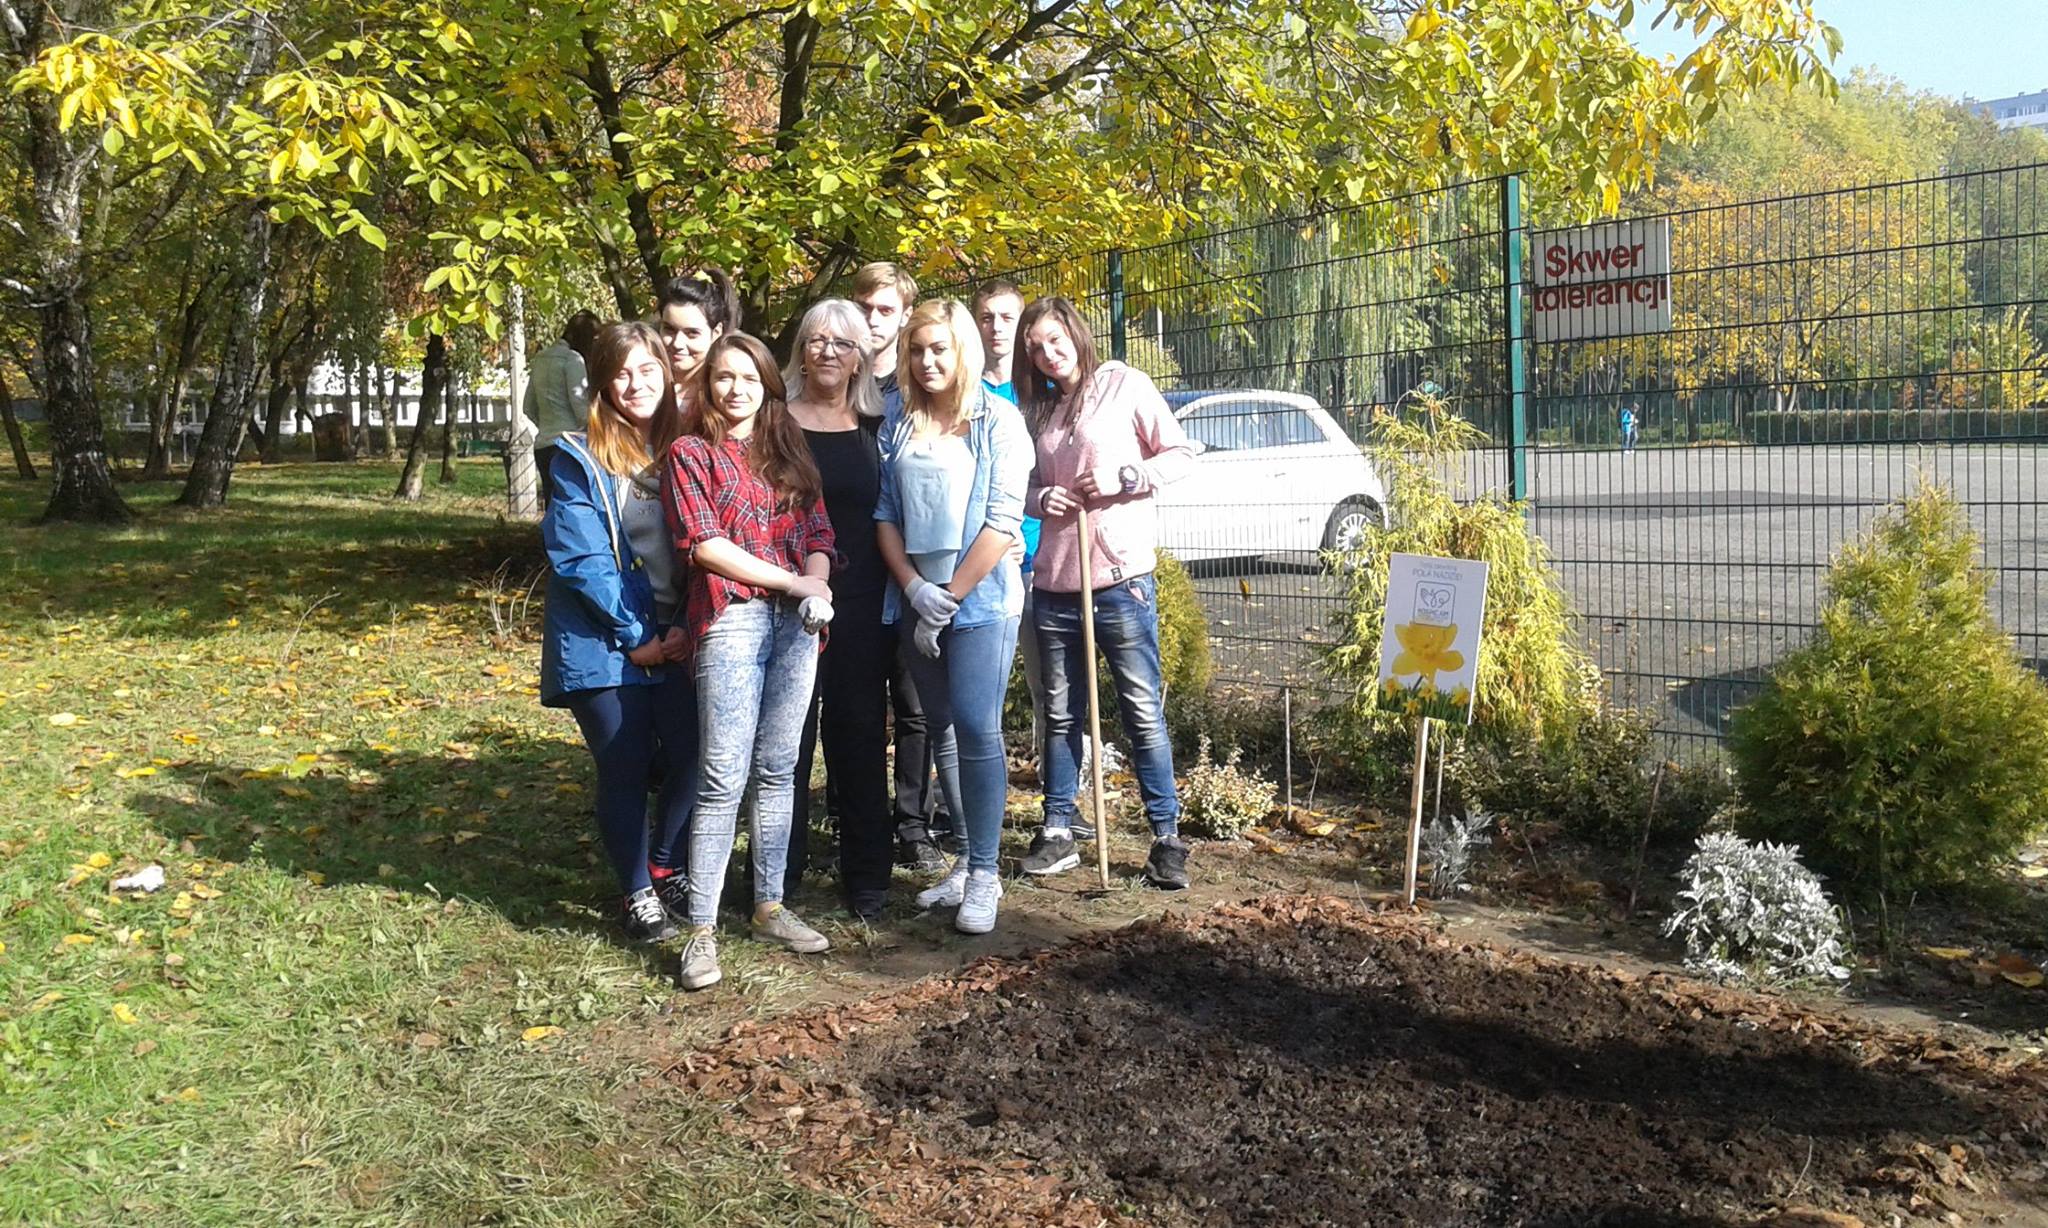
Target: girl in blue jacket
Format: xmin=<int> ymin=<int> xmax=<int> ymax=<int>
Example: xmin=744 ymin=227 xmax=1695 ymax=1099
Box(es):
xmin=540 ymin=320 xmax=697 ymax=943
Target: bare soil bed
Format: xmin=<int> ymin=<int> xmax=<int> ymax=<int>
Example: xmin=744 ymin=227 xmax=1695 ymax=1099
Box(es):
xmin=761 ymin=898 xmax=2048 ymax=1227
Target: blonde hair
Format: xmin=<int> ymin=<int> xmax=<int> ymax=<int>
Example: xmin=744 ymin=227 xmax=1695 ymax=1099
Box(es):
xmin=782 ymin=298 xmax=882 ymax=418
xmin=898 ymin=300 xmax=986 ymax=436
xmin=583 ymin=321 xmax=681 ymax=476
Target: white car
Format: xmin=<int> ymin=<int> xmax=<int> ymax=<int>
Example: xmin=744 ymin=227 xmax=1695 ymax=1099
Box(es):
xmin=1153 ymin=390 xmax=1387 ymax=563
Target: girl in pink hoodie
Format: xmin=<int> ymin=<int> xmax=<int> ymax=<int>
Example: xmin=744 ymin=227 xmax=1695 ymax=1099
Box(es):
xmin=1014 ymin=296 xmax=1198 ymax=890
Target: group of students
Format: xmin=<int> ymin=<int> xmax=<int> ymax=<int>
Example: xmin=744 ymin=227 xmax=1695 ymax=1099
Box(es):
xmin=535 ymin=262 xmax=1196 ymax=990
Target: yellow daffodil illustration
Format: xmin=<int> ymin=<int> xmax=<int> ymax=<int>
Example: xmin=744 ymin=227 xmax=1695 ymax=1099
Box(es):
xmin=1391 ymin=621 xmax=1464 ymax=688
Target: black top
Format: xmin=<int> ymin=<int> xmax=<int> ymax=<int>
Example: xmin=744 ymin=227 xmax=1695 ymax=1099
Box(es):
xmin=804 ymin=420 xmax=886 ymax=600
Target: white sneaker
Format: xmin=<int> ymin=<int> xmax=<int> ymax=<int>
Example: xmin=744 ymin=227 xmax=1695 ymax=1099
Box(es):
xmin=915 ymin=859 xmax=970 ymax=909
xmin=956 ymin=869 xmax=1002 ymax=935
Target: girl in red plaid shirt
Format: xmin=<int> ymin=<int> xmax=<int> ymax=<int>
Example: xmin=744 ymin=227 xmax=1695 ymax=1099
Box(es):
xmin=663 ymin=333 xmax=837 ymax=990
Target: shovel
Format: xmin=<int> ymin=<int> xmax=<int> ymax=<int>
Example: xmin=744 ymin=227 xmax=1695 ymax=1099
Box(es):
xmin=1076 ymin=504 xmax=1112 ymax=890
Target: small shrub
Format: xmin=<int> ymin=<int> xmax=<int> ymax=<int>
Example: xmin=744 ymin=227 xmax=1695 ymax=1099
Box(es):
xmin=1663 ymin=833 xmax=1849 ymax=985
xmin=1322 ymin=392 xmax=1601 ymax=749
xmin=1423 ymin=808 xmax=1493 ymax=898
xmin=1177 ymin=735 xmax=1277 ymax=840
xmin=1729 ymin=484 xmax=2048 ymax=897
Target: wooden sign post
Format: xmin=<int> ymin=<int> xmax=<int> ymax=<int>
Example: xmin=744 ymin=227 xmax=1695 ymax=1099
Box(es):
xmin=1375 ymin=552 xmax=1490 ymax=906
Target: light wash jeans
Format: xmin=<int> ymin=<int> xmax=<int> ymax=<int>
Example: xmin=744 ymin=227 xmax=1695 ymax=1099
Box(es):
xmin=687 ymin=598 xmax=820 ymax=927
xmin=1035 ymin=574 xmax=1181 ymax=836
xmin=898 ymin=616 xmax=1020 ymax=873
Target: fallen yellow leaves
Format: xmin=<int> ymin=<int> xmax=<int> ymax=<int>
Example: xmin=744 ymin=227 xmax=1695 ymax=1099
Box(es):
xmin=110 ymin=1003 xmax=139 ymax=1025
xmin=61 ymin=933 xmax=96 ymax=946
xmin=189 ymin=883 xmax=223 ymax=900
xmin=47 ymin=712 xmax=82 ymax=727
xmin=115 ymin=765 xmax=157 ymax=779
xmin=521 ymin=1025 xmax=564 ymax=1044
xmin=1923 ymin=947 xmax=1973 ymax=961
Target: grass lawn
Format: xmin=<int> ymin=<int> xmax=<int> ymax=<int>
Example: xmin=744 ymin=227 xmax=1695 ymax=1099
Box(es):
xmin=0 ymin=462 xmax=864 ymax=1225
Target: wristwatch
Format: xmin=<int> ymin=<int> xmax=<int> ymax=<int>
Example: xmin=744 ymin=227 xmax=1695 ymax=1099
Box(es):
xmin=1117 ymin=464 xmax=1140 ymax=494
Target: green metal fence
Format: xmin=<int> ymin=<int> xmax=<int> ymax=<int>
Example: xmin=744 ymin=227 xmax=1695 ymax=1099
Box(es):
xmin=942 ymin=163 xmax=2048 ymax=756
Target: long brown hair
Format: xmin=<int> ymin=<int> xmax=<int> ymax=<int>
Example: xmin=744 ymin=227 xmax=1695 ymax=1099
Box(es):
xmin=1013 ymin=295 xmax=1101 ymax=434
xmin=690 ymin=333 xmax=822 ymax=511
xmin=583 ymin=320 xmax=681 ymax=476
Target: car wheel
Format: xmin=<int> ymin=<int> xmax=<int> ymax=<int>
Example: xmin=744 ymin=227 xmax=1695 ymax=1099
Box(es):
xmin=1322 ymin=498 xmax=1383 ymax=556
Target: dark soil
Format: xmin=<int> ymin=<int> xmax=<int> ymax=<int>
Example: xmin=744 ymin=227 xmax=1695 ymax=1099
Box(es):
xmin=832 ymin=898 xmax=2048 ymax=1227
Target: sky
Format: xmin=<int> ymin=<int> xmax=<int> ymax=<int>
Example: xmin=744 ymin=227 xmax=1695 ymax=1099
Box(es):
xmin=1629 ymin=1 xmax=2048 ymax=102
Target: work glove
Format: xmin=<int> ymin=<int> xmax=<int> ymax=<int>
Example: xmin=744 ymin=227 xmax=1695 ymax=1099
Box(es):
xmin=914 ymin=617 xmax=945 ymax=661
xmin=906 ymin=577 xmax=960 ymax=624
xmin=798 ymin=596 xmax=834 ymax=635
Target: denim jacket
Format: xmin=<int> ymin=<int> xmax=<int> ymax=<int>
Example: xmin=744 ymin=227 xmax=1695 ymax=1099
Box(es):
xmin=539 ymin=433 xmax=662 ymax=705
xmin=875 ymin=385 xmax=1031 ymax=629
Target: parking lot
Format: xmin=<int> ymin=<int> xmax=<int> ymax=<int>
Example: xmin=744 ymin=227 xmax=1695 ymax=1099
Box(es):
xmin=1176 ymin=442 xmax=2047 ymax=746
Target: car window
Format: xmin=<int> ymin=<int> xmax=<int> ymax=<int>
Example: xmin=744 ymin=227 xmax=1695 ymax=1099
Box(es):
xmin=1262 ymin=407 xmax=1325 ymax=447
xmin=1184 ymin=403 xmax=1262 ymax=452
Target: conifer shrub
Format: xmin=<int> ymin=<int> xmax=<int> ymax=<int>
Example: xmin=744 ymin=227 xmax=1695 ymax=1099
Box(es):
xmin=1322 ymin=394 xmax=1601 ymax=752
xmin=1728 ymin=484 xmax=2048 ymax=896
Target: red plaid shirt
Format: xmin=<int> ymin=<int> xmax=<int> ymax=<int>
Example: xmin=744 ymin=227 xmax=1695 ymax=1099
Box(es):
xmin=663 ymin=433 xmax=836 ymax=655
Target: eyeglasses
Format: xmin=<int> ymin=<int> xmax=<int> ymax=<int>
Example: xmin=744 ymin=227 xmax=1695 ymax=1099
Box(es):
xmin=805 ymin=337 xmax=858 ymax=355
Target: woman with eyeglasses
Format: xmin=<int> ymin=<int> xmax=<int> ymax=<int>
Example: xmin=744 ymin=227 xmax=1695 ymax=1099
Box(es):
xmin=782 ymin=299 xmax=896 ymax=919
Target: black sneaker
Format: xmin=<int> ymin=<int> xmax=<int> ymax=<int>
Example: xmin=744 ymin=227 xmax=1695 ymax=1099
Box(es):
xmin=1070 ymin=818 xmax=1097 ymax=841
xmin=846 ymin=887 xmax=887 ymax=923
xmin=1020 ymin=828 xmax=1080 ymax=877
xmin=622 ymin=887 xmax=679 ymax=942
xmin=935 ymin=828 xmax=965 ymax=857
xmin=651 ymin=871 xmax=689 ymax=923
xmin=1143 ymin=835 xmax=1190 ymax=891
xmin=897 ymin=833 xmax=948 ymax=872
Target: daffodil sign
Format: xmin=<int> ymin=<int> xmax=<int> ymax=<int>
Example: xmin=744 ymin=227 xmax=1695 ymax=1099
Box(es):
xmin=1376 ymin=552 xmax=1489 ymax=725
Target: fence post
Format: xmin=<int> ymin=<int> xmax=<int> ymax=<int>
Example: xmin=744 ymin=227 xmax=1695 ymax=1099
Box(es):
xmin=1501 ymin=174 xmax=1529 ymax=502
xmin=1108 ymin=247 xmax=1128 ymax=362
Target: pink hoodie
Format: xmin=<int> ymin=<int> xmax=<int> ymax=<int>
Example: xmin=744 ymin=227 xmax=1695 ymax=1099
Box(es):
xmin=1026 ymin=362 xmax=1196 ymax=593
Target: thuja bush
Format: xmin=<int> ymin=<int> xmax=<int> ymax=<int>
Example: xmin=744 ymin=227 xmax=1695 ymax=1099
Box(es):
xmin=1729 ymin=484 xmax=2048 ymax=897
xmin=1322 ymin=393 xmax=1601 ymax=753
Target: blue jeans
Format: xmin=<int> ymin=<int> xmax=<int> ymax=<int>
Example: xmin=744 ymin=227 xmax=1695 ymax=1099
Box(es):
xmin=564 ymin=665 xmax=697 ymax=895
xmin=898 ymin=616 xmax=1020 ymax=873
xmin=1035 ymin=575 xmax=1181 ymax=836
xmin=687 ymin=598 xmax=820 ymax=927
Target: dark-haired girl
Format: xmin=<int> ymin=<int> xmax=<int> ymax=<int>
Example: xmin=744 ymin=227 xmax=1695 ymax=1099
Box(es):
xmin=539 ymin=321 xmax=698 ymax=942
xmin=1014 ymin=296 xmax=1198 ymax=891
xmin=664 ymin=333 xmax=836 ymax=989
xmin=657 ymin=267 xmax=741 ymax=404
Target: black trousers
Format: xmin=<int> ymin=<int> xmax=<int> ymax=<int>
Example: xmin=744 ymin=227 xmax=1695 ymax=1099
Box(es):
xmin=790 ymin=590 xmax=897 ymax=900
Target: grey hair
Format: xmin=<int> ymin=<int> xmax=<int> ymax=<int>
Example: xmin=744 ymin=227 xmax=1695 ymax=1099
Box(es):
xmin=782 ymin=298 xmax=882 ymax=418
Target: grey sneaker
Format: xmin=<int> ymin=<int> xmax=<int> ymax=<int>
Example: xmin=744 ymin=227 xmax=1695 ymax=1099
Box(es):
xmin=956 ymin=869 xmax=1002 ymax=935
xmin=915 ymin=859 xmax=970 ymax=909
xmin=678 ymin=926 xmax=722 ymax=990
xmin=1144 ymin=835 xmax=1191 ymax=891
xmin=1020 ymin=827 xmax=1080 ymax=877
xmin=752 ymin=904 xmax=830 ymax=954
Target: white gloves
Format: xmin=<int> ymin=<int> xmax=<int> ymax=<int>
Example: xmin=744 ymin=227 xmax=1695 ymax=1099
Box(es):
xmin=906 ymin=577 xmax=959 ymax=625
xmin=914 ymin=618 xmax=944 ymax=660
xmin=798 ymin=596 xmax=834 ymax=635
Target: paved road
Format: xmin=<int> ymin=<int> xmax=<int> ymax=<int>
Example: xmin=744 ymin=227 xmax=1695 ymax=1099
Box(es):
xmin=1182 ymin=443 xmax=2046 ymax=748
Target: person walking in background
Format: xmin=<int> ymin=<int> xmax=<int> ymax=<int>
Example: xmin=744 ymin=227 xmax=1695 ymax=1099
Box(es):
xmin=527 ymin=310 xmax=600 ymax=504
xmin=665 ymin=333 xmax=836 ymax=990
xmin=852 ymin=261 xmax=953 ymax=868
xmin=1015 ymin=296 xmax=1198 ymax=890
xmin=538 ymin=321 xmax=696 ymax=943
xmin=1620 ymin=401 xmax=1640 ymax=453
xmin=783 ymin=299 xmax=898 ymax=920
xmin=658 ymin=268 xmax=740 ymax=414
xmin=877 ymin=300 xmax=1030 ymax=934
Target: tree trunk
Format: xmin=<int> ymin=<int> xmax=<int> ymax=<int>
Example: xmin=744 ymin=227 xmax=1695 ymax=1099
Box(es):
xmin=505 ymin=284 xmax=540 ymax=519
xmin=396 ymin=333 xmax=449 ymax=499
xmin=27 ymin=90 xmax=130 ymax=523
xmin=378 ymin=364 xmax=399 ymax=455
xmin=258 ymin=356 xmax=292 ymax=462
xmin=0 ymin=367 xmax=36 ymax=480
xmin=439 ymin=368 xmax=460 ymax=484
xmin=176 ymin=208 xmax=274 ymax=508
